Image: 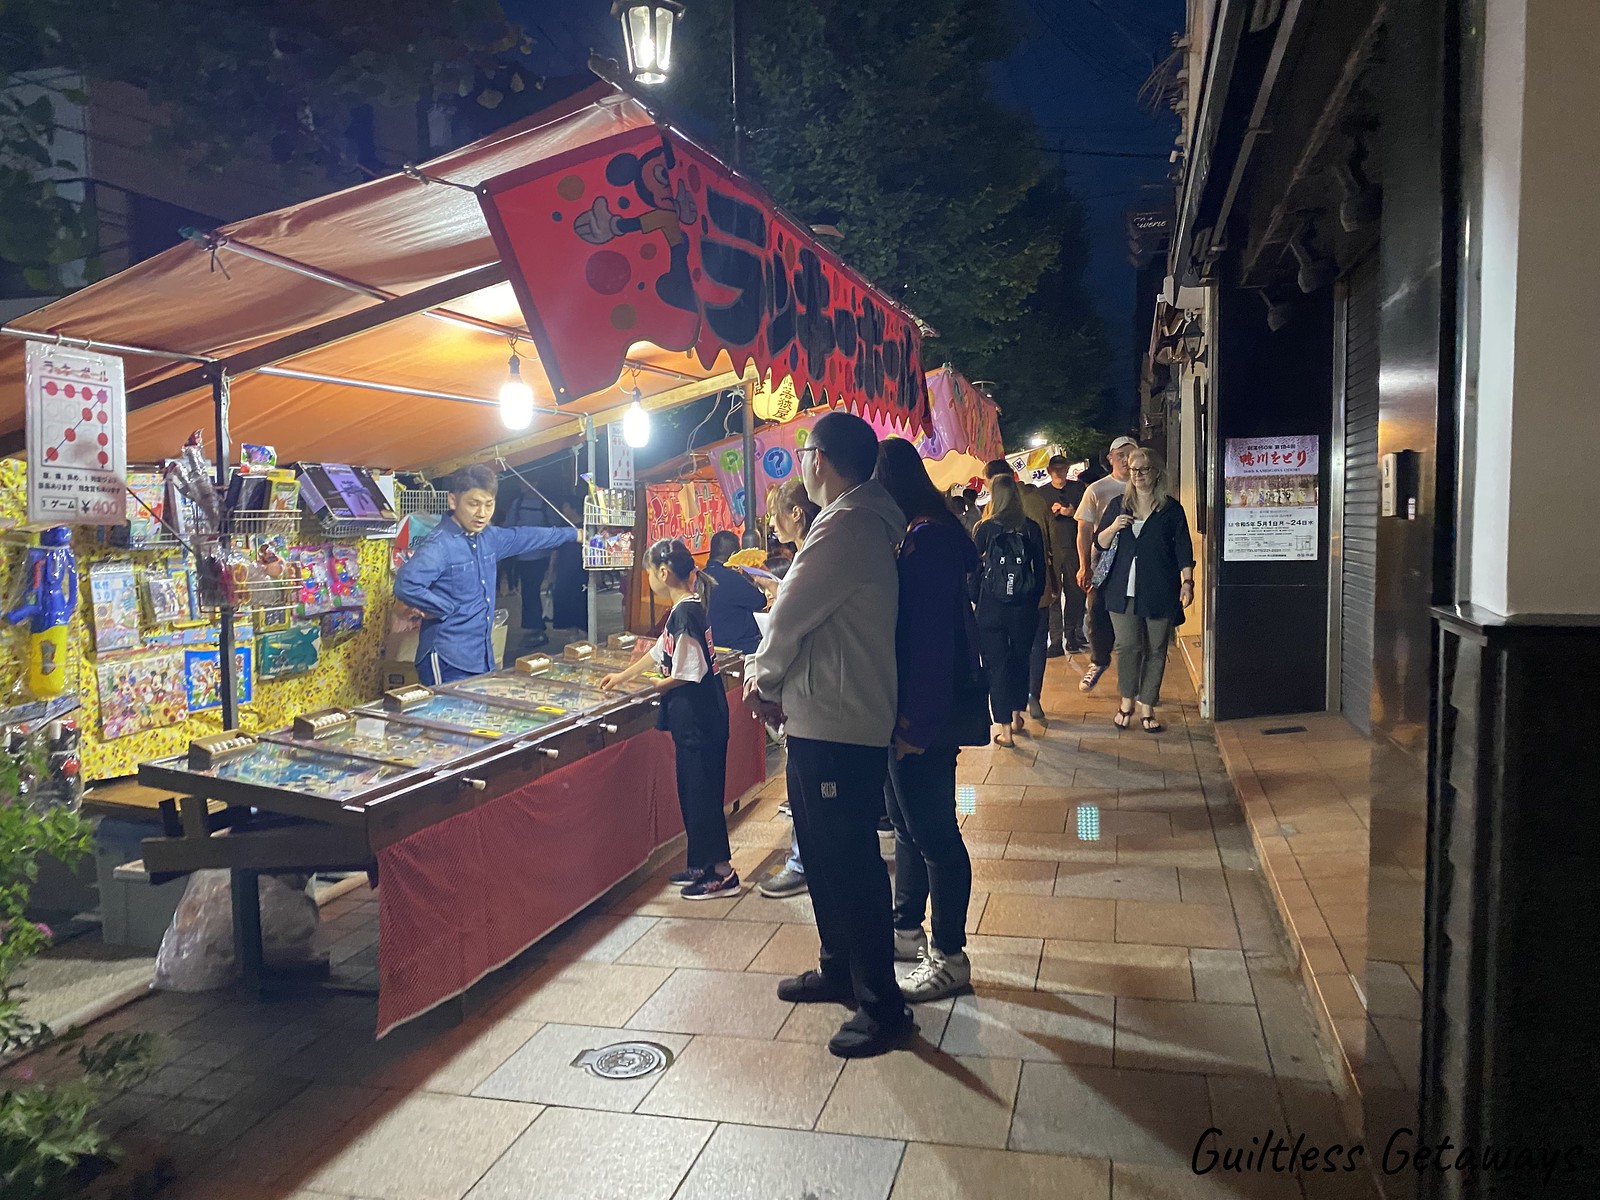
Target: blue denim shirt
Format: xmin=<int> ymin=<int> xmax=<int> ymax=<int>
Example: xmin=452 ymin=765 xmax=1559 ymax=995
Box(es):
xmin=394 ymin=516 xmax=578 ymax=674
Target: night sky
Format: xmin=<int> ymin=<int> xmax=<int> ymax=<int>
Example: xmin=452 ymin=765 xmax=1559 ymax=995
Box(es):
xmin=509 ymin=0 xmax=1184 ymax=409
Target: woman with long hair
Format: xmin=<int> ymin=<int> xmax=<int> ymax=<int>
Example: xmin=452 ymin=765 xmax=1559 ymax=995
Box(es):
xmin=756 ymin=475 xmax=822 ymax=899
xmin=872 ymin=438 xmax=988 ymax=1002
xmin=971 ymin=474 xmax=1047 ymax=748
xmin=1093 ymin=448 xmax=1195 ymax=732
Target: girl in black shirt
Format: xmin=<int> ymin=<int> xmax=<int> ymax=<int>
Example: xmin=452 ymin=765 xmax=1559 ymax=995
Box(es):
xmin=602 ymin=539 xmax=738 ymax=899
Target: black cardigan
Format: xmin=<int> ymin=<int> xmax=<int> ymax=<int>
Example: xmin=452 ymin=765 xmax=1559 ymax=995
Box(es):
xmin=1094 ymin=496 xmax=1195 ymax=620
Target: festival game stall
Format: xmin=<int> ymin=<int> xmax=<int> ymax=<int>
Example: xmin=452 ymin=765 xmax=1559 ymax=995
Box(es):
xmin=627 ymin=365 xmax=1001 ymax=631
xmin=0 ymin=83 xmax=929 ymax=1035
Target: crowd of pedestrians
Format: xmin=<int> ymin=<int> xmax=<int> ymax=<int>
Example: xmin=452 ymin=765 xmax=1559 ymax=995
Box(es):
xmin=611 ymin=415 xmax=1193 ymax=1060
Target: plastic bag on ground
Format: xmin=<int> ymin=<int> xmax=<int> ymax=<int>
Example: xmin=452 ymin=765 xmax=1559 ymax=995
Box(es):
xmin=153 ymin=870 xmax=322 ymax=992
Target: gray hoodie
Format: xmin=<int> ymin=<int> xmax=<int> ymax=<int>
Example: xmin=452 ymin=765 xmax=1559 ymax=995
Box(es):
xmin=748 ymin=479 xmax=905 ymax=747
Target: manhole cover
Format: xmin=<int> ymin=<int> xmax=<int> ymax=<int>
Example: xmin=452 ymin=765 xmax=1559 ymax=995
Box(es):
xmin=571 ymin=1041 xmax=674 ymax=1080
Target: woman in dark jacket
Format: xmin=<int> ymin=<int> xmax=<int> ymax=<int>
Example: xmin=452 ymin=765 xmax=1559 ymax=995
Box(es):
xmin=700 ymin=529 xmax=767 ymax=653
xmin=972 ymin=474 xmax=1047 ymax=748
xmin=874 ymin=437 xmax=987 ymax=1004
xmin=1093 ymin=447 xmax=1195 ymax=732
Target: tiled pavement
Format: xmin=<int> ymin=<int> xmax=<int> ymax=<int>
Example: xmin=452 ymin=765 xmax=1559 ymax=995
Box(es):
xmin=1215 ymin=714 xmax=1423 ymax=1121
xmin=10 ymin=656 xmax=1380 ymax=1199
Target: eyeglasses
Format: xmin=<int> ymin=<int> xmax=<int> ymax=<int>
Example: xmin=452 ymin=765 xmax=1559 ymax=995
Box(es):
xmin=794 ymin=445 xmax=825 ymax=457
xmin=1130 ymin=467 xmax=1155 ymax=476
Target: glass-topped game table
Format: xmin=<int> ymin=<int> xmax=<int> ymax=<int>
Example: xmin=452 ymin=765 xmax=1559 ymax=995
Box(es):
xmin=136 ymin=635 xmax=765 ymax=1035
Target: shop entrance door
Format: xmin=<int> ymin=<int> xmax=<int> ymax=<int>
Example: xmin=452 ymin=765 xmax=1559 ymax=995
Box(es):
xmin=1336 ymin=259 xmax=1380 ymax=734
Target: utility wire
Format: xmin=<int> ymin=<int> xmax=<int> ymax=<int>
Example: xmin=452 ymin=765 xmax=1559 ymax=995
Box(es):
xmin=1021 ymin=0 xmax=1145 ymax=87
xmin=1042 ymin=145 xmax=1170 ymax=159
xmin=1076 ymin=0 xmax=1171 ymax=58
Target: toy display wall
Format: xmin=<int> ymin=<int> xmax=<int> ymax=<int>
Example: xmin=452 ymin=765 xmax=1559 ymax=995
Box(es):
xmin=0 ymin=458 xmax=393 ymax=781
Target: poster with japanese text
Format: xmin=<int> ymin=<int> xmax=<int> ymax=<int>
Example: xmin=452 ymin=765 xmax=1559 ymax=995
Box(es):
xmin=1223 ymin=435 xmax=1320 ymax=561
xmin=24 ymin=342 xmax=127 ymax=525
xmin=608 ymin=421 xmax=634 ymax=492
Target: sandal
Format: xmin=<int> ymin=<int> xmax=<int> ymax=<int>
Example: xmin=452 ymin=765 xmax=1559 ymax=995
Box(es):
xmin=1141 ymin=715 xmax=1165 ymax=734
xmin=1113 ymin=704 xmax=1134 ymax=730
xmin=993 ymin=724 xmax=1015 ymax=748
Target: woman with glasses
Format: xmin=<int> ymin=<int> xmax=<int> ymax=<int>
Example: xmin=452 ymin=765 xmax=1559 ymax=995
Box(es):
xmin=1093 ymin=448 xmax=1195 ymax=732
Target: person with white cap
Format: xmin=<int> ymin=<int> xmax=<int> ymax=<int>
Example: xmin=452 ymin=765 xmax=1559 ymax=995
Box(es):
xmin=1074 ymin=436 xmax=1138 ymax=692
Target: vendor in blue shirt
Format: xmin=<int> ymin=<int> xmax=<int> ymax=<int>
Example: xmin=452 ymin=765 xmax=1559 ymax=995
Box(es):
xmin=394 ymin=463 xmax=579 ymax=684
xmin=700 ymin=530 xmax=772 ymax=654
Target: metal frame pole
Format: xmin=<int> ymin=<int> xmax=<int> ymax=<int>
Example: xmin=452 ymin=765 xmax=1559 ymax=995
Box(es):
xmin=730 ymin=0 xmax=760 ymax=548
xmin=740 ymin=379 xmax=758 ymax=547
xmin=585 ymin=415 xmax=599 ymax=644
xmin=208 ymin=365 xmax=262 ymax=996
xmin=210 ymin=367 xmax=238 ymax=732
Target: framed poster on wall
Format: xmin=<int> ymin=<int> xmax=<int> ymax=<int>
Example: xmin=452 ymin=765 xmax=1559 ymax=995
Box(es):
xmin=1222 ymin=435 xmax=1319 ymax=562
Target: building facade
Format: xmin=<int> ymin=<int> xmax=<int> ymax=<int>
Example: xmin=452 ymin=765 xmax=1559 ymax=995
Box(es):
xmin=1156 ymin=1 xmax=1600 ymax=1196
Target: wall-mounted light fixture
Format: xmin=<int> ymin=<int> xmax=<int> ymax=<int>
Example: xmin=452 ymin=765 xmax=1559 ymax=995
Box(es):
xmin=1288 ymin=221 xmax=1336 ymax=294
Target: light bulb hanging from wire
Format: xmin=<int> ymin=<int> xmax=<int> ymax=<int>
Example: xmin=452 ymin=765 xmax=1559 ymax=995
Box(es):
xmin=499 ymin=353 xmax=533 ymax=431
xmin=623 ymin=387 xmax=651 ymax=448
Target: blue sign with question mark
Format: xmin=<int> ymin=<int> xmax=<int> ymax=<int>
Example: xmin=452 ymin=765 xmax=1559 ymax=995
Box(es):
xmin=763 ymin=447 xmax=794 ymax=480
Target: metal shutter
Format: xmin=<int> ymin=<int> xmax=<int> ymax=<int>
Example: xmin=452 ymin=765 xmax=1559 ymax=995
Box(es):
xmin=1340 ymin=260 xmax=1380 ymax=733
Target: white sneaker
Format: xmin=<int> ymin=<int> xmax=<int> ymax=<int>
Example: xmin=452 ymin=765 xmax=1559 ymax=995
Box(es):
xmin=893 ymin=927 xmax=928 ymax=962
xmin=900 ymin=948 xmax=972 ymax=1003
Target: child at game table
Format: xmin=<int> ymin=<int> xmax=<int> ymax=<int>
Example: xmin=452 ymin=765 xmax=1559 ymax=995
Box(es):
xmin=601 ymin=538 xmax=739 ymax=900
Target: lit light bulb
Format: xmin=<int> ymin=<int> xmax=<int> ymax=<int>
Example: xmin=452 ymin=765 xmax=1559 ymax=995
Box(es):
xmin=623 ymin=391 xmax=651 ymax=448
xmin=1028 ymin=433 xmax=1046 ymax=448
xmin=499 ymin=355 xmax=533 ymax=431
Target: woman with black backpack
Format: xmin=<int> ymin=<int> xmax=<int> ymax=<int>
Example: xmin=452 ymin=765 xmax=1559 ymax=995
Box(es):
xmin=972 ymin=474 xmax=1048 ymax=748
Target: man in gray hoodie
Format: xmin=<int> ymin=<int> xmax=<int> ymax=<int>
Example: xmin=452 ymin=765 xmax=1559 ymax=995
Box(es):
xmin=746 ymin=410 xmax=913 ymax=1058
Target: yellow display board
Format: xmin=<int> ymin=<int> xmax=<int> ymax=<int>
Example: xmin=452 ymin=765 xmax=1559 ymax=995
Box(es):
xmin=0 ymin=457 xmax=392 ymax=781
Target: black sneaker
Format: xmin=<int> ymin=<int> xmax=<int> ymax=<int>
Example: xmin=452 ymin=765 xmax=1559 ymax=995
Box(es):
xmin=681 ymin=870 xmax=741 ymax=901
xmin=668 ymin=867 xmax=703 ymax=886
xmin=1046 ymin=645 xmax=1066 ymax=658
xmin=777 ymin=970 xmax=854 ymax=1005
xmin=827 ymin=1008 xmax=916 ymax=1058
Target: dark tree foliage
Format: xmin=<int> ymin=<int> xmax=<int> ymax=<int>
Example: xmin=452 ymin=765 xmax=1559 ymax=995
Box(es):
xmin=0 ymin=0 xmax=532 ymax=286
xmin=658 ymin=0 xmax=1115 ymax=452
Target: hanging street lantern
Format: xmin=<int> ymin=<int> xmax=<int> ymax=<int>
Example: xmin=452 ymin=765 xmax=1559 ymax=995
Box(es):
xmin=613 ymin=0 xmax=685 ymax=86
xmin=1179 ymin=318 xmax=1206 ymax=364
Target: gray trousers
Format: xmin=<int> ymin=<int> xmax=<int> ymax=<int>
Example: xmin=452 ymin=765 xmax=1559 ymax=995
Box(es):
xmin=1108 ymin=609 xmax=1175 ymax=707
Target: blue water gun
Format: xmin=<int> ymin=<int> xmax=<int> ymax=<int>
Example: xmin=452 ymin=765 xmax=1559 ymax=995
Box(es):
xmin=5 ymin=527 xmax=78 ymax=698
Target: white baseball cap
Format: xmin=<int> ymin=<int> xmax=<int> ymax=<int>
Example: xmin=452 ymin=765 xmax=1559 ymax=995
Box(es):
xmin=1109 ymin=436 xmax=1139 ymax=453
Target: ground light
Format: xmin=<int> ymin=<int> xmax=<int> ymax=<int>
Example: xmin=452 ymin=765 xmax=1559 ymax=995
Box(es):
xmin=613 ymin=0 xmax=684 ymax=86
xmin=499 ymin=355 xmax=534 ymax=430
xmin=623 ymin=390 xmax=651 ymax=447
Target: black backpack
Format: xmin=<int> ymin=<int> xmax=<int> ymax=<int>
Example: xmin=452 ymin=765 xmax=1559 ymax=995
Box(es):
xmin=982 ymin=526 xmax=1036 ymax=604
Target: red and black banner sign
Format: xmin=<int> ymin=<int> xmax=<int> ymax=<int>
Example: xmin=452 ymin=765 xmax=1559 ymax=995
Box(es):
xmin=479 ymin=128 xmax=929 ymax=431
